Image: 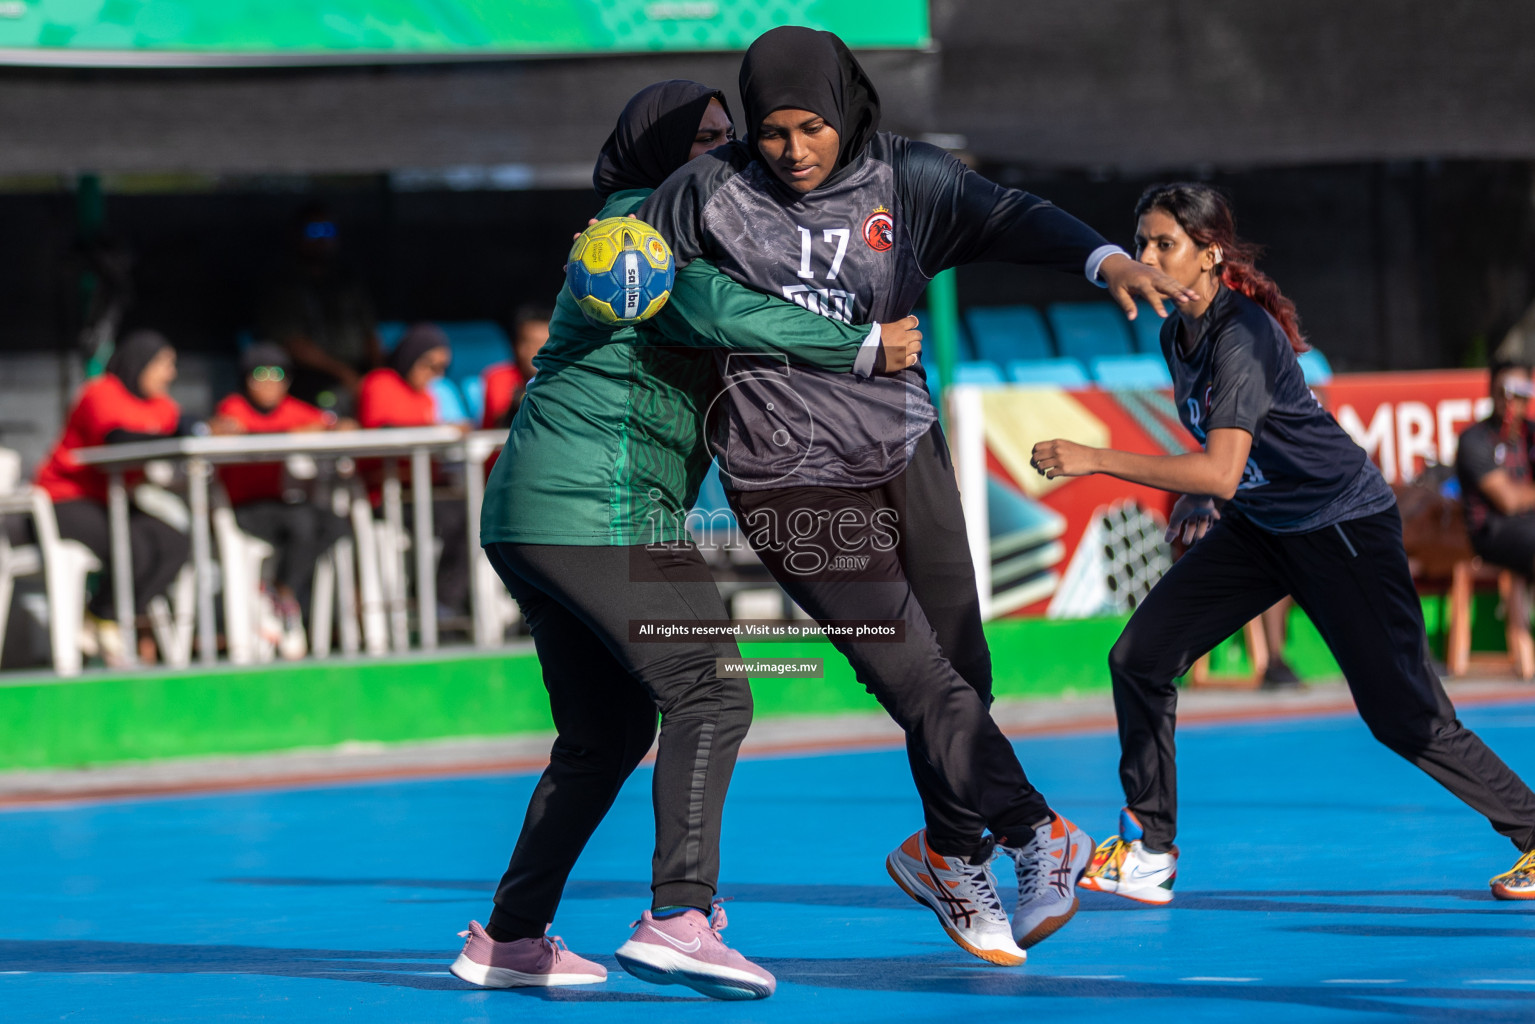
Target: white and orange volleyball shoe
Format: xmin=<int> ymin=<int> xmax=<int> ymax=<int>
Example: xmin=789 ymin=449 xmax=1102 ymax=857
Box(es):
xmin=997 ymin=812 xmax=1093 ymax=948
xmin=886 ymin=829 xmax=1028 ymax=966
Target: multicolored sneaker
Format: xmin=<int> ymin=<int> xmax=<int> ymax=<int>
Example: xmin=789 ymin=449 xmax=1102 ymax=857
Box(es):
xmin=998 ymin=813 xmax=1092 ymax=948
xmin=614 ymin=902 xmax=776 ymax=1001
xmin=886 ymin=830 xmax=1028 ymax=966
xmin=1079 ymin=807 xmax=1178 ymax=905
xmin=449 ymin=920 xmax=607 ymax=988
xmin=1490 ymin=848 xmax=1535 ymax=900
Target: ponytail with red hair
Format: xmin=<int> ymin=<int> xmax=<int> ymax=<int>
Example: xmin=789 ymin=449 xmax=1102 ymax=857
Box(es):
xmin=1134 ymin=183 xmax=1308 ymax=354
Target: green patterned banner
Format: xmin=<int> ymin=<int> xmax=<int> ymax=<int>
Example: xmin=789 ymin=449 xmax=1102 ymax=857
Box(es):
xmin=0 ymin=1 xmax=930 ymax=65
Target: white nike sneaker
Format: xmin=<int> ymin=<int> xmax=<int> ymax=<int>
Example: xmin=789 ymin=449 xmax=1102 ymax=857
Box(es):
xmin=1079 ymin=807 xmax=1178 ymax=904
xmin=998 ymin=813 xmax=1092 ymax=948
xmin=886 ymin=829 xmax=1028 ymax=966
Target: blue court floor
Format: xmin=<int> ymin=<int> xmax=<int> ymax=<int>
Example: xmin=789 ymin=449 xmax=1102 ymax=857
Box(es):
xmin=6 ymin=702 xmax=1535 ymax=1023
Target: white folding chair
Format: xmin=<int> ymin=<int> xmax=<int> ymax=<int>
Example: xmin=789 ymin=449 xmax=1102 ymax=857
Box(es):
xmin=0 ymin=481 xmax=102 ymax=677
xmin=147 ymin=564 xmax=196 ymax=669
xmin=348 ymin=481 xmax=394 ymax=655
xmin=309 ymin=485 xmax=360 ymax=659
xmin=212 ymin=487 xmax=278 ymax=665
xmin=133 ymin=482 xmax=195 ymax=669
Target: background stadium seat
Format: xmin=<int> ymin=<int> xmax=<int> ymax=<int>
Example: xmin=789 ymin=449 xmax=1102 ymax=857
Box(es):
xmin=1132 ymin=301 xmax=1167 ymax=353
xmin=965 ymin=306 xmax=1053 ymax=363
xmin=1005 ymin=357 xmax=1090 ymax=388
xmin=428 ymin=378 xmax=472 ymax=425
xmin=1089 ymin=353 xmax=1174 ymax=389
xmin=910 ymin=309 xmax=974 ymax=360
xmin=953 ymin=360 xmax=1006 ymax=385
xmin=379 ymin=321 xmax=511 ymax=389
xmin=1298 ymin=348 xmax=1333 ymax=384
xmin=459 ymin=375 xmax=486 ymax=426
xmin=1046 ymin=301 xmax=1134 ymax=362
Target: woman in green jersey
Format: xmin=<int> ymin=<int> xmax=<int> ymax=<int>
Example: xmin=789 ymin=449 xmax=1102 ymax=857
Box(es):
xmin=452 ymin=80 xmax=921 ymax=1000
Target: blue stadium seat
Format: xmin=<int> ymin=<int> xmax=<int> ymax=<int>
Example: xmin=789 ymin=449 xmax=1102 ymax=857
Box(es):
xmin=1046 ymin=302 xmax=1134 ymax=362
xmin=377 ymin=321 xmax=406 ymax=351
xmin=1090 ymin=354 xmax=1173 ymax=390
xmin=1298 ymin=348 xmax=1333 ymax=385
xmin=429 ymin=377 xmax=472 ymax=425
xmin=1131 ymin=301 xmax=1168 ymax=353
xmin=1005 ymin=358 xmax=1090 ymax=388
xmin=911 ymin=308 xmax=974 ymax=361
xmin=378 ymin=320 xmax=512 ymax=388
xmin=953 ymin=360 xmax=1006 ymax=385
xmin=439 ymin=322 xmax=512 ymax=386
xmin=964 ymin=306 xmax=1053 ymax=363
xmin=459 ymin=375 xmax=486 ymax=427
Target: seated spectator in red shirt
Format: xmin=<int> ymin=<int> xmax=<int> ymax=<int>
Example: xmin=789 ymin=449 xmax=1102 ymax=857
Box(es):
xmin=357 ymin=324 xmax=470 ymax=618
xmin=1456 ymin=359 xmax=1535 ymax=575
xmin=214 ymin=342 xmax=352 ymax=652
xmin=33 ymin=330 xmax=190 ymax=663
xmin=480 ymin=303 xmax=552 ymax=429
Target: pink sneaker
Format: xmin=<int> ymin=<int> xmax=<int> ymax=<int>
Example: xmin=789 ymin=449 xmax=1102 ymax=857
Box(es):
xmin=613 ymin=902 xmax=775 ymax=1000
xmin=448 ymin=920 xmax=607 ymax=988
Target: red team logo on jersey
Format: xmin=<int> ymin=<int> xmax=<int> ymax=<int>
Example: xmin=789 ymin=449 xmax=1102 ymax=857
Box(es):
xmin=863 ymin=206 xmax=894 ymax=251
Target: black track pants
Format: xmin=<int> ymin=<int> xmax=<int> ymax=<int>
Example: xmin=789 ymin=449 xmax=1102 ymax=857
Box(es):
xmin=1110 ymin=505 xmax=1535 ymax=854
xmin=728 ymin=424 xmax=1051 ymax=853
xmin=482 ymin=542 xmax=752 ymax=930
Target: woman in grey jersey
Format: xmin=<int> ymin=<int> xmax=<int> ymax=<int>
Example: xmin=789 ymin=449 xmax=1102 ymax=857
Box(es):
xmin=1031 ymin=182 xmax=1535 ymax=904
xmin=638 ymin=26 xmax=1197 ymax=965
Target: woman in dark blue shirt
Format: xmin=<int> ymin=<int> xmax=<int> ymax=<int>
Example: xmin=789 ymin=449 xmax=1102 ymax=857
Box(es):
xmin=1031 ymin=182 xmax=1535 ymax=904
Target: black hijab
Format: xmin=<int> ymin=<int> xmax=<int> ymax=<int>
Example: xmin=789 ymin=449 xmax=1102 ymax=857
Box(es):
xmin=388 ymin=322 xmax=450 ymax=382
xmin=738 ymin=26 xmax=881 ymax=187
xmin=592 ymin=80 xmax=731 ymax=199
xmin=104 ymin=330 xmax=172 ymax=400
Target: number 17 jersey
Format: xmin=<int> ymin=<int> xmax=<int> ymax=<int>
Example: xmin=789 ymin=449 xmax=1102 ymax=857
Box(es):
xmin=641 ymin=133 xmax=1116 ymax=490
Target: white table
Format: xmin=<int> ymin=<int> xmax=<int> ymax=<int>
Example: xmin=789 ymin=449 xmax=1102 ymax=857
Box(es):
xmin=74 ymin=426 xmax=464 ymax=667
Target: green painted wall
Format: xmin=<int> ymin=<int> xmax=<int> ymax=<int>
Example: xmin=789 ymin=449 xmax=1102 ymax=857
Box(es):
xmin=0 ymin=596 xmax=1506 ymax=771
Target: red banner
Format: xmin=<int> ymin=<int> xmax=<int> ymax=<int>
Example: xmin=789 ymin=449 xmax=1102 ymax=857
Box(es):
xmin=977 ymin=370 xmax=1494 ymax=618
xmin=1320 ymin=369 xmax=1491 ymax=484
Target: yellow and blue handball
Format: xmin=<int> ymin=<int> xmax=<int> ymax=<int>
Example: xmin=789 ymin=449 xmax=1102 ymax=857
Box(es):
xmin=566 ymin=217 xmax=675 ymax=327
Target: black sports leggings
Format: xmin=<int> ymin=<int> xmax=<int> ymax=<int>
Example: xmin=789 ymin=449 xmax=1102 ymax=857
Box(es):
xmin=1111 ymin=505 xmax=1535 ymax=854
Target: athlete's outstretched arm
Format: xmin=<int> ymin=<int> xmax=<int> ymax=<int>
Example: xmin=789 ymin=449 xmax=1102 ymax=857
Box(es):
xmin=644 ymin=259 xmax=921 ymax=374
xmin=895 ymin=138 xmax=1195 ymax=315
xmin=1028 ymin=428 xmax=1252 ymax=501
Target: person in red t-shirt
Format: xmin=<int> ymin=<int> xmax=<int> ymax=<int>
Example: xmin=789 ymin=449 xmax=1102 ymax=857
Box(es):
xmin=357 ymin=323 xmax=470 ymax=617
xmin=214 ymin=342 xmax=351 ymax=638
xmin=480 ymin=303 xmax=552 ymax=430
xmin=34 ymin=330 xmax=190 ymax=659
